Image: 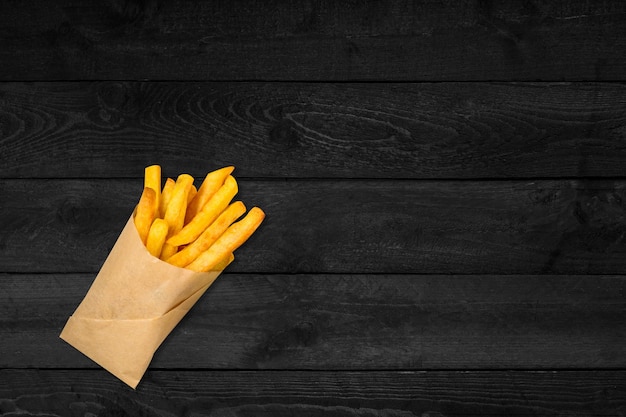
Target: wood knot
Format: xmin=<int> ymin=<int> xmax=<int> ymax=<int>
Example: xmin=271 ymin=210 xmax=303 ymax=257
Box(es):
xmin=269 ymin=119 xmax=301 ymax=150
xmin=261 ymin=321 xmax=318 ymax=360
xmin=563 ymin=190 xmax=626 ymax=253
xmin=90 ymin=82 xmax=140 ymax=126
xmin=110 ymin=0 xmax=159 ymax=25
xmin=96 ymin=82 xmax=137 ymax=113
xmin=56 ymin=197 xmax=97 ymax=233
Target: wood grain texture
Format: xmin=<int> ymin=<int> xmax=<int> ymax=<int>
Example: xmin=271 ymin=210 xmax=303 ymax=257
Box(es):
xmin=0 ymin=369 xmax=625 ymax=416
xmin=2 ymin=273 xmax=624 ymax=369
xmin=2 ymin=0 xmax=625 ymax=412
xmin=2 ymin=179 xmax=626 ymax=274
xmin=2 ymin=82 xmax=626 ymax=179
xmin=0 ymin=0 xmax=625 ymax=81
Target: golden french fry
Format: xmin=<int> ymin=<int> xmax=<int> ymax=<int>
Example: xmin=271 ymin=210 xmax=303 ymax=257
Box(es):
xmin=164 ymin=174 xmax=195 ymax=234
xmin=212 ymin=252 xmax=235 ymax=271
xmin=133 ymin=187 xmax=158 ymax=245
xmin=159 ymin=178 xmax=176 ymax=218
xmin=134 ymin=165 xmax=263 ymax=271
xmin=167 ymin=175 xmax=238 ymax=246
xmin=166 ymin=201 xmax=246 ymax=267
xmin=159 ymin=174 xmax=194 ymax=260
xmin=160 ymin=243 xmax=178 ymax=261
xmin=144 ymin=165 xmax=161 ymax=209
xmin=185 ymin=166 xmax=234 ymax=224
xmin=187 ymin=184 xmax=198 ymax=204
xmin=145 ymin=218 xmax=169 ymax=258
xmin=186 ymin=207 xmax=265 ymax=272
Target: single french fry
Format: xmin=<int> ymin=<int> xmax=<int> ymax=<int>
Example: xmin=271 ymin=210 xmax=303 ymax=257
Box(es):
xmin=166 ymin=201 xmax=246 ymax=267
xmin=145 ymin=218 xmax=169 ymax=258
xmin=133 ymin=187 xmax=158 ymax=245
xmin=186 ymin=207 xmax=265 ymax=272
xmin=212 ymin=252 xmax=235 ymax=271
xmin=185 ymin=166 xmax=234 ymax=224
xmin=167 ymin=175 xmax=238 ymax=246
xmin=144 ymin=165 xmax=161 ymax=209
xmin=164 ymin=174 xmax=195 ymax=234
xmin=160 ymin=242 xmax=178 ymax=261
xmin=159 ymin=174 xmax=194 ymax=260
xmin=187 ymin=184 xmax=198 ymax=205
xmin=159 ymin=178 xmax=176 ymax=218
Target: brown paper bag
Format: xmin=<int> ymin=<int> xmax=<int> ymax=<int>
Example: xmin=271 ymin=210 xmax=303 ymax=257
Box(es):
xmin=60 ymin=215 xmax=223 ymax=389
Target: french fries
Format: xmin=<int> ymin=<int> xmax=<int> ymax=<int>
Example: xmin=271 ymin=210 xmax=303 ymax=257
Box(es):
xmin=166 ymin=201 xmax=246 ymax=267
xmin=187 ymin=184 xmax=198 ymax=204
xmin=132 ymin=165 xmax=264 ymax=273
xmin=159 ymin=178 xmax=175 ymax=218
xmin=134 ymin=187 xmax=158 ymax=244
xmin=164 ymin=174 xmax=194 ymax=233
xmin=144 ymin=165 xmax=161 ymax=209
xmin=213 ymin=252 xmax=235 ymax=271
xmin=186 ymin=207 xmax=265 ymax=272
xmin=145 ymin=218 xmax=169 ymax=258
xmin=167 ymin=175 xmax=238 ymax=246
xmin=185 ymin=166 xmax=234 ymax=224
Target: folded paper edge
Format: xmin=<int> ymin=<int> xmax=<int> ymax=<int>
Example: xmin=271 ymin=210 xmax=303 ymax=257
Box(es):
xmin=59 ymin=212 xmax=226 ymax=388
xmin=60 ymin=278 xmax=215 ymax=389
xmin=60 ymin=317 xmax=147 ymax=389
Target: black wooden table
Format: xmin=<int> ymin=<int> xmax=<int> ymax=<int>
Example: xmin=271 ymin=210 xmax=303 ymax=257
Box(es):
xmin=1 ymin=1 xmax=625 ymax=415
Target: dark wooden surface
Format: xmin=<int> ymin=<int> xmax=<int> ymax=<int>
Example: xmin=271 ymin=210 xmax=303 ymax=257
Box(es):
xmin=2 ymin=370 xmax=625 ymax=416
xmin=2 ymin=82 xmax=626 ymax=179
xmin=3 ymin=273 xmax=625 ymax=369
xmin=4 ymin=179 xmax=626 ymax=274
xmin=1 ymin=1 xmax=626 ymax=416
xmin=1 ymin=0 xmax=626 ymax=81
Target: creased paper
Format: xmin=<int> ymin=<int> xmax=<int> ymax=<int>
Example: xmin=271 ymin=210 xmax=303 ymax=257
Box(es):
xmin=60 ymin=215 xmax=222 ymax=388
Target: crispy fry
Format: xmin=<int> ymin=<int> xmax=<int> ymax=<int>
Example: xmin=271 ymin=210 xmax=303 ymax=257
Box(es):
xmin=186 ymin=207 xmax=265 ymax=272
xmin=159 ymin=178 xmax=175 ymax=218
xmin=145 ymin=218 xmax=169 ymax=258
xmin=164 ymin=174 xmax=194 ymax=234
xmin=212 ymin=252 xmax=235 ymax=271
xmin=160 ymin=242 xmax=178 ymax=261
xmin=167 ymin=175 xmax=238 ymax=246
xmin=187 ymin=184 xmax=198 ymax=204
xmin=133 ymin=187 xmax=158 ymax=245
xmin=159 ymin=174 xmax=194 ymax=260
xmin=185 ymin=166 xmax=234 ymax=224
xmin=144 ymin=165 xmax=161 ymax=209
xmin=166 ymin=201 xmax=246 ymax=267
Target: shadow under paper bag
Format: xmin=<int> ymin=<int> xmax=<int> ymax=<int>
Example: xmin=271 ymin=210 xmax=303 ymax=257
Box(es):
xmin=60 ymin=215 xmax=223 ymax=389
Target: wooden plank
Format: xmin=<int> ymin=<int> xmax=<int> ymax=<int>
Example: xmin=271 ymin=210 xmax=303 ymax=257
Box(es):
xmin=2 ymin=273 xmax=624 ymax=369
xmin=1 ymin=1 xmax=625 ymax=81
xmin=2 ymin=82 xmax=626 ymax=179
xmin=0 ymin=369 xmax=624 ymax=416
xmin=2 ymin=179 xmax=626 ymax=274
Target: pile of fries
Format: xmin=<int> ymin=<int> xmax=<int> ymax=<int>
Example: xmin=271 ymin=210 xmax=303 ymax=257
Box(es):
xmin=133 ymin=165 xmax=264 ymax=272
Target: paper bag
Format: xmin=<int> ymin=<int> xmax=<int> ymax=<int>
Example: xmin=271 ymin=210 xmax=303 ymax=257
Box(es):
xmin=60 ymin=215 xmax=223 ymax=389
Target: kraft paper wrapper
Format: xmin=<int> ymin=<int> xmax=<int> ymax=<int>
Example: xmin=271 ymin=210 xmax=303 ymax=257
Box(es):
xmin=60 ymin=215 xmax=223 ymax=389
